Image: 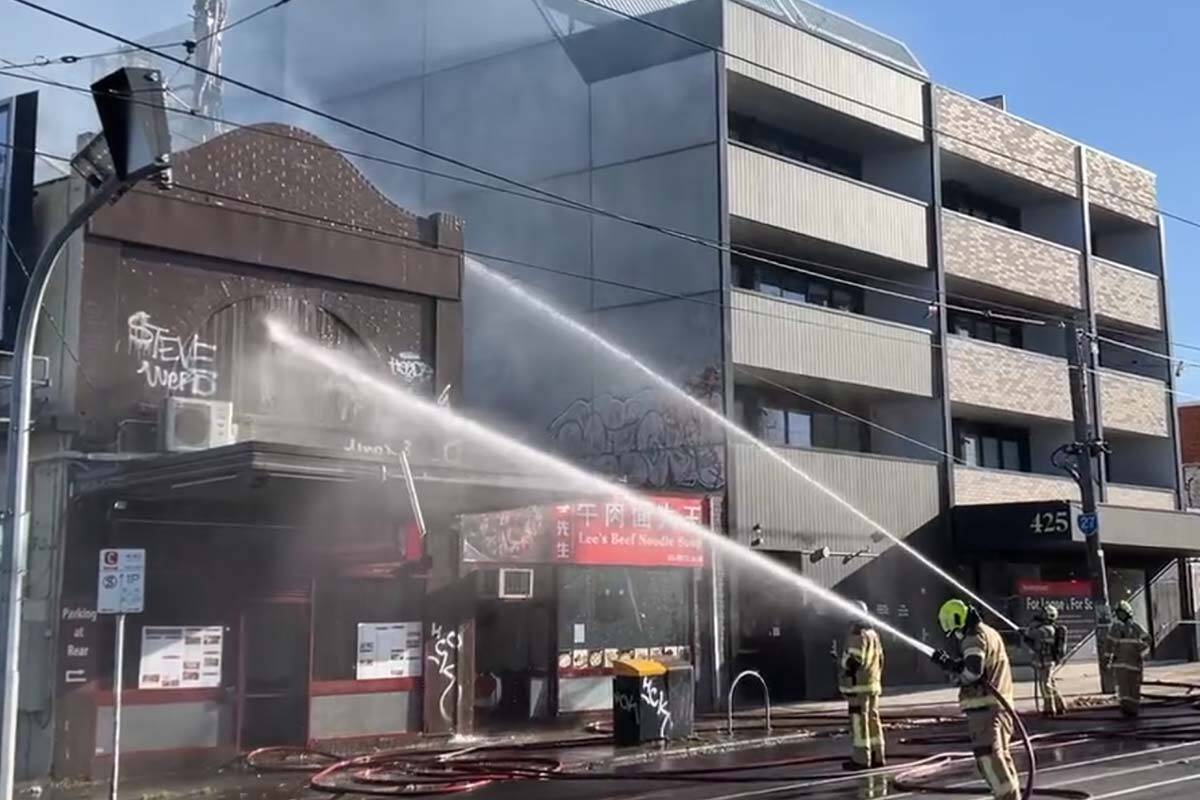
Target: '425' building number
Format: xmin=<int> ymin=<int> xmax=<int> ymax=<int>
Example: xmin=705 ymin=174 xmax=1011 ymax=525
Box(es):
xmin=1030 ymin=510 xmax=1069 ymax=535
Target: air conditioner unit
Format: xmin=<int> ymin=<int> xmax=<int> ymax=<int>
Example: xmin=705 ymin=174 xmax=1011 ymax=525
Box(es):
xmin=161 ymin=397 xmax=235 ymax=452
xmin=497 ymin=568 xmax=535 ymax=600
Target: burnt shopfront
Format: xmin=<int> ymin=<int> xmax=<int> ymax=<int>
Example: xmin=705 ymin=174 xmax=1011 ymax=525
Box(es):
xmin=33 ymin=126 xmax=568 ymax=779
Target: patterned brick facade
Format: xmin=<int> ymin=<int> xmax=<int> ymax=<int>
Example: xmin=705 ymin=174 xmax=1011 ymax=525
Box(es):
xmin=1092 ymin=257 xmax=1163 ymax=331
xmin=954 ymin=465 xmax=1078 ymax=505
xmin=947 ymin=337 xmax=1072 ymax=422
xmin=1106 ymin=484 xmax=1176 ymax=511
xmin=1086 ymin=149 xmax=1158 ymax=225
xmin=1098 ymin=369 xmax=1170 ymax=438
xmin=942 ymin=210 xmax=1083 ymax=308
xmin=935 ymin=87 xmax=1077 ymax=197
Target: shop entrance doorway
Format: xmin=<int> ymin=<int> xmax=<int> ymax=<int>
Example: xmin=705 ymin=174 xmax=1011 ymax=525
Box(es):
xmin=473 ymin=590 xmax=554 ymax=730
xmin=237 ymin=599 xmax=310 ymax=749
xmin=734 ymin=553 xmax=809 ymax=702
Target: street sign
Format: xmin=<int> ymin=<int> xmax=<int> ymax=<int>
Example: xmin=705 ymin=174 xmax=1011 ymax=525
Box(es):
xmin=97 ymin=549 xmax=145 ymax=614
xmin=1077 ymin=512 xmax=1099 ymax=537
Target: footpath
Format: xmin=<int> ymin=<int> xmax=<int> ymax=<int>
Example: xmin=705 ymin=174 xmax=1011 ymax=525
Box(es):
xmin=25 ymin=661 xmax=1200 ymax=800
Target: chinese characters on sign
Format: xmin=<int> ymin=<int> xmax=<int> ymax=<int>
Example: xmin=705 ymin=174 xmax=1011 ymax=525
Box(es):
xmin=138 ymin=626 xmax=224 ymax=689
xmin=356 ymin=622 xmax=423 ymax=680
xmin=461 ymin=496 xmax=708 ymax=567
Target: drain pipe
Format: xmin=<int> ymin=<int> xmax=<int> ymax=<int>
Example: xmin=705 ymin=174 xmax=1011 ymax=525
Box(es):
xmin=398 ymin=442 xmax=428 ymax=540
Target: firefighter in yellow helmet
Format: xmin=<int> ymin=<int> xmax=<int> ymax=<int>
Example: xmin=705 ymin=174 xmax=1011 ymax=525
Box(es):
xmin=838 ymin=600 xmax=885 ymax=770
xmin=931 ymin=599 xmax=1018 ymax=800
xmin=1022 ymin=604 xmax=1066 ymax=716
xmin=1104 ymin=600 xmax=1150 ymax=717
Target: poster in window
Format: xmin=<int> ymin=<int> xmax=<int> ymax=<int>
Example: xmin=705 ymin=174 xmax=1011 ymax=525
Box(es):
xmin=356 ymin=622 xmax=422 ymax=680
xmin=138 ymin=626 xmax=223 ymax=689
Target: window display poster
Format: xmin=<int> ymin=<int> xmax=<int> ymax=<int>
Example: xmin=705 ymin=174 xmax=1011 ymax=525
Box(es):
xmin=356 ymin=621 xmax=423 ymax=680
xmin=139 ymin=626 xmax=224 ymax=689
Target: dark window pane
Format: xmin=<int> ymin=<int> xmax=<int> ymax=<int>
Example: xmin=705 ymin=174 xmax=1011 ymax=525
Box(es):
xmin=782 ymin=286 xmax=806 ymax=303
xmin=759 ymin=278 xmax=782 ymax=297
xmin=961 ymin=433 xmax=979 ymax=466
xmin=976 ymin=321 xmax=994 ymax=342
xmin=832 ymin=288 xmax=855 ymax=312
xmin=836 ymin=417 xmax=863 ymax=451
xmin=994 ymin=325 xmax=1014 ymax=347
xmin=808 ymin=283 xmax=830 ymax=307
xmin=812 ymin=413 xmax=837 ymax=449
xmin=786 ymin=411 xmax=812 ymax=447
xmin=1002 ymin=439 xmax=1021 ymax=471
xmin=981 ymin=436 xmax=1002 ymax=469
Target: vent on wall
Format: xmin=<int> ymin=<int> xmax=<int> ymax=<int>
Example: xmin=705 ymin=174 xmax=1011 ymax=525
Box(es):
xmin=498 ymin=568 xmax=535 ymax=600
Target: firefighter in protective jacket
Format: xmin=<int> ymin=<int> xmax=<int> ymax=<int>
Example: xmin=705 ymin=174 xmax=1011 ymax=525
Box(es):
xmin=838 ymin=601 xmax=885 ymax=769
xmin=1104 ymin=600 xmax=1150 ymax=717
xmin=1023 ymin=604 xmax=1067 ymax=716
xmin=930 ymin=599 xmax=1019 ymax=800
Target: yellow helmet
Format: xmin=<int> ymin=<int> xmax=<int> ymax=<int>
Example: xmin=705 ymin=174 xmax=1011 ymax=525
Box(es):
xmin=938 ymin=598 xmax=970 ymax=634
xmin=1116 ymin=600 xmax=1133 ymax=619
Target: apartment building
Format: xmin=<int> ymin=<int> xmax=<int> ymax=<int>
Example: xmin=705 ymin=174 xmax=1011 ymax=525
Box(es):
xmin=19 ymin=2 xmax=1194 ymax=764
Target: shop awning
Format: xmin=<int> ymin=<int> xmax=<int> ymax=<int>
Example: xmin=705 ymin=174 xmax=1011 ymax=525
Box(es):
xmin=953 ymin=500 xmax=1200 ymax=555
xmin=73 ymin=440 xmax=594 ymax=520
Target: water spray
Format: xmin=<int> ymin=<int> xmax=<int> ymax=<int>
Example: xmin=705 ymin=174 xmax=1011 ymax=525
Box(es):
xmin=265 ymin=318 xmax=934 ymax=658
xmin=466 ymin=259 xmax=1018 ymax=632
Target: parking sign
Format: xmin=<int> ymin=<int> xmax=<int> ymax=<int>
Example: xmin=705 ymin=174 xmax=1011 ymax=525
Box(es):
xmin=97 ymin=549 xmax=145 ymax=614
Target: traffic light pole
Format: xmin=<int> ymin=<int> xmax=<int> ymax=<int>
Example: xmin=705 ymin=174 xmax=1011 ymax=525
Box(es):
xmin=1062 ymin=318 xmax=1114 ymax=694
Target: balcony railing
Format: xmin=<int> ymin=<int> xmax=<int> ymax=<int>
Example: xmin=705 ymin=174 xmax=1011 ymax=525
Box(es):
xmin=729 ymin=144 xmax=929 ymax=267
xmin=1086 ymin=149 xmax=1158 ymax=226
xmin=1092 ymin=256 xmax=1163 ymax=331
xmin=954 ymin=465 xmax=1078 ymax=505
xmin=1106 ymin=484 xmax=1176 ymax=511
xmin=1098 ymin=369 xmax=1170 ymax=438
xmin=947 ymin=337 xmax=1072 ymax=423
xmin=941 ymin=210 xmax=1083 ymax=309
xmin=730 ymin=289 xmax=934 ymax=397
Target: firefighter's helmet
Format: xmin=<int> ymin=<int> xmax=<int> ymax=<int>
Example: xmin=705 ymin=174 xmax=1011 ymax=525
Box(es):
xmin=938 ymin=598 xmax=970 ymax=635
xmin=1039 ymin=605 xmax=1060 ymax=623
xmin=1115 ymin=600 xmax=1133 ymax=621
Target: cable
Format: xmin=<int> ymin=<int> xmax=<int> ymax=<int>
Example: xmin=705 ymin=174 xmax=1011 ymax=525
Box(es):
xmin=578 ymin=0 xmax=1185 ymax=231
xmin=0 ymin=41 xmax=189 ymax=73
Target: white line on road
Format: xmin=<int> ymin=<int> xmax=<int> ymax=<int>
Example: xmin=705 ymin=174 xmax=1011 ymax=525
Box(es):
xmin=1089 ymin=772 xmax=1200 ymax=799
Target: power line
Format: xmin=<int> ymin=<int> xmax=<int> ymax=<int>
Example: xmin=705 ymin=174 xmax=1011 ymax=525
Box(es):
xmin=579 ymin=0 xmax=1193 ymax=231
xmin=0 ymin=41 xmax=189 ymax=73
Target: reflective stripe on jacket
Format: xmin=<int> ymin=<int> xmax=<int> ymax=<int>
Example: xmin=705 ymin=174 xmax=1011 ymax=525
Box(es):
xmin=958 ymin=622 xmax=1013 ymax=711
xmin=1106 ymin=619 xmax=1149 ymax=670
xmin=839 ymin=626 xmax=883 ymax=696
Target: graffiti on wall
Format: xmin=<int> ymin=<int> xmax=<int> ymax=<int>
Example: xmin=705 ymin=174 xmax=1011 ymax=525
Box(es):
xmin=389 ymin=351 xmax=434 ymax=386
xmin=127 ymin=311 xmax=219 ymax=397
xmin=427 ymin=622 xmax=461 ymax=725
xmin=548 ymin=367 xmax=725 ymax=491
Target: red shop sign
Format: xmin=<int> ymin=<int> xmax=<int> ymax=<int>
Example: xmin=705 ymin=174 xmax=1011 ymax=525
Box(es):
xmin=1016 ymin=579 xmax=1092 ymax=598
xmin=551 ymin=496 xmax=706 ymax=567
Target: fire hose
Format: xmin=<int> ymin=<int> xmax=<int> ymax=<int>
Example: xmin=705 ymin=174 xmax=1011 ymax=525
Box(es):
xmin=243 ymin=680 xmax=1200 ymax=797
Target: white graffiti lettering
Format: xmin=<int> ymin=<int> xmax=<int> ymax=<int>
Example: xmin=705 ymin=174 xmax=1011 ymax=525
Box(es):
xmin=342 ymin=437 xmax=400 ymax=458
xmin=614 ymin=690 xmax=638 ymax=713
xmin=641 ymin=677 xmax=672 ymax=738
xmin=427 ymin=623 xmax=462 ymax=725
xmin=127 ymin=311 xmax=218 ymax=397
xmin=389 ymin=352 xmax=433 ymax=384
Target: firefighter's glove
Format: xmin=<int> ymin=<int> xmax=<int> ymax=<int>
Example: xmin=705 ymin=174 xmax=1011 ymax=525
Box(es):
xmin=929 ymin=649 xmax=961 ymax=673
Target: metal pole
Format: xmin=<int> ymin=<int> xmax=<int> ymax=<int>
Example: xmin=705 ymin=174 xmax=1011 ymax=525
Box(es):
xmin=1064 ymin=317 xmax=1114 ymax=694
xmin=110 ymin=612 xmax=126 ymax=800
xmin=398 ymin=444 xmax=427 ymax=539
xmin=0 ymin=173 xmax=124 ymax=797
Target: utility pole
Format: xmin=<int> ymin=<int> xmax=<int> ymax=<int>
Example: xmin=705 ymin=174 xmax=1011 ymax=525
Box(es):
xmin=1058 ymin=316 xmax=1114 ymax=694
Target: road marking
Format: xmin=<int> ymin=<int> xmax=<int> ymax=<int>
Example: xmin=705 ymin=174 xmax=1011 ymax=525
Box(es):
xmin=1090 ymin=772 xmax=1200 ymax=799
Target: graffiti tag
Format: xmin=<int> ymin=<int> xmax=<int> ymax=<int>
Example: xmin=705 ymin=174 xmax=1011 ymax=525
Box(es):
xmin=127 ymin=311 xmax=218 ymax=397
xmin=641 ymin=676 xmax=672 ymax=738
xmin=427 ymin=623 xmax=461 ymax=725
xmin=389 ymin=352 xmax=433 ymax=385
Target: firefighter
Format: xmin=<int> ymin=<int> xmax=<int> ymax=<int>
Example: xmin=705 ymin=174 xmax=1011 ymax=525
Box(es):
xmin=931 ymin=599 xmax=1019 ymax=800
xmin=1023 ymin=604 xmax=1067 ymax=716
xmin=838 ymin=600 xmax=885 ymax=770
xmin=1105 ymin=600 xmax=1150 ymax=718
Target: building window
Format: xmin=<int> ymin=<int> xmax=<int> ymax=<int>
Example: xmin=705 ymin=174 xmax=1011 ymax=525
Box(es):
xmin=756 ymin=404 xmax=866 ymax=452
xmin=955 ymin=421 xmax=1030 ymax=472
xmin=729 ymin=112 xmax=862 ymax=179
xmin=942 ymin=180 xmax=1021 ymax=230
xmin=949 ymin=312 xmax=1022 ymax=348
xmin=734 ymin=259 xmax=863 ymax=314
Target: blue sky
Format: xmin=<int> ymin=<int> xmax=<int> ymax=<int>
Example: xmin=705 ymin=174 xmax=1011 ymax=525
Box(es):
xmin=3 ymin=0 xmax=1198 ymax=397
xmin=831 ymin=0 xmax=1200 ymax=399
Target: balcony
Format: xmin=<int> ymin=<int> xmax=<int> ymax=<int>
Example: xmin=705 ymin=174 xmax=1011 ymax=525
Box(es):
xmin=730 ymin=289 xmax=934 ymax=397
xmin=954 ymin=465 xmax=1078 ymax=505
xmin=725 ymin=1 xmax=924 ymax=141
xmin=935 ymin=88 xmax=1078 ymax=197
xmin=729 ymin=443 xmax=940 ymax=550
xmin=1106 ymin=483 xmax=1176 ymax=511
xmin=1098 ymin=369 xmax=1170 ymax=438
xmin=1092 ymin=257 xmax=1163 ymax=331
xmin=1086 ymin=149 xmax=1158 ymax=226
xmin=947 ymin=337 xmax=1072 ymax=423
xmin=941 ymin=210 xmax=1083 ymax=309
xmin=728 ymin=144 xmax=928 ymax=268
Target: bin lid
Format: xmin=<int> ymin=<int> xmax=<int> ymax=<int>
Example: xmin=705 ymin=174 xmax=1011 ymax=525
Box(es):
xmin=611 ymin=658 xmax=667 ymax=677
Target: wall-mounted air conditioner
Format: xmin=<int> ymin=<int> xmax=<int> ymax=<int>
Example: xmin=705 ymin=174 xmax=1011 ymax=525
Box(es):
xmin=498 ymin=568 xmax=535 ymax=600
xmin=161 ymin=397 xmax=235 ymax=452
